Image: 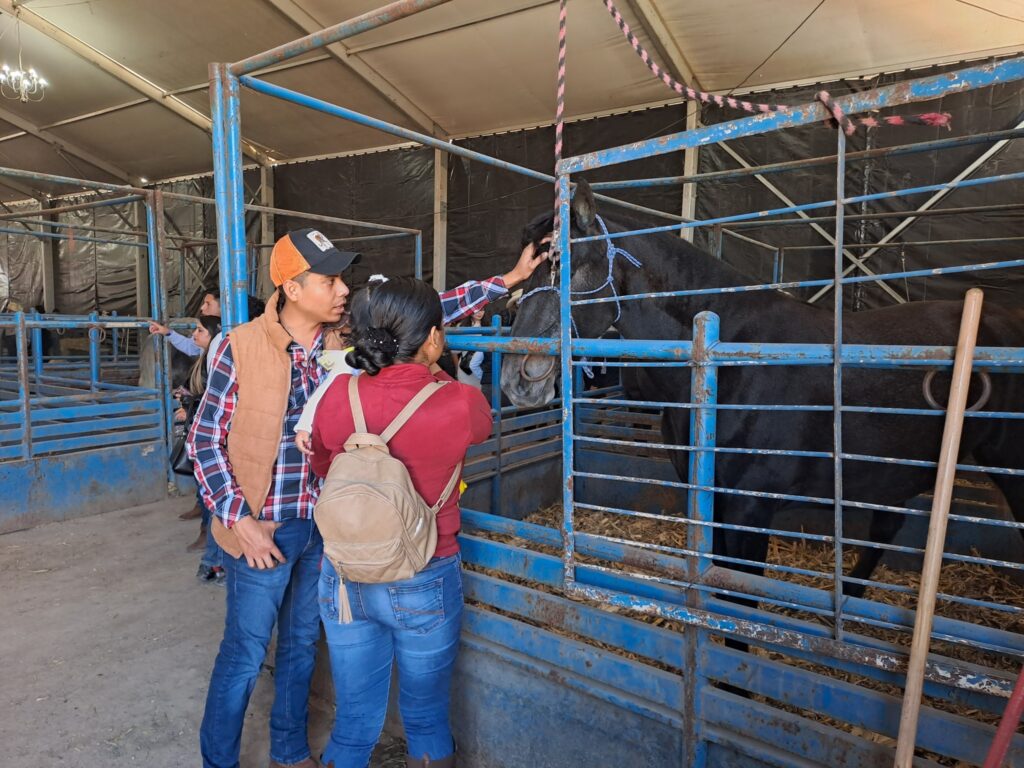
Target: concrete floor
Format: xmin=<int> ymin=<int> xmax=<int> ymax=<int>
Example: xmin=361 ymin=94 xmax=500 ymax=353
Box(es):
xmin=0 ymin=496 xmax=403 ymax=768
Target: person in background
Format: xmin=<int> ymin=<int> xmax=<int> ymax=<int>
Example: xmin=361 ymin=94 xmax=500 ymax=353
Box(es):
xmin=456 ymin=309 xmax=486 ymax=389
xmin=149 ymin=287 xmax=222 ymax=358
xmin=309 ymin=277 xmax=492 ymax=768
xmin=180 ymin=315 xmax=226 ymax=583
xmin=151 ymin=287 xmax=225 ymax=522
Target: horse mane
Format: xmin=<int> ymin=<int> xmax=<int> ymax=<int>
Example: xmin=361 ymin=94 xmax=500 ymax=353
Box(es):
xmin=522 ymin=204 xmax=766 ymax=290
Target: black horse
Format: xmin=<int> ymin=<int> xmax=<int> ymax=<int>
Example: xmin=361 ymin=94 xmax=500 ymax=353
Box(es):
xmin=501 ymin=180 xmax=1024 ymax=596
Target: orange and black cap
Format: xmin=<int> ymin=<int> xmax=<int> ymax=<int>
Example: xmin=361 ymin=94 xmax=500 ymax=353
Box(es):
xmin=269 ymin=228 xmax=360 ymax=287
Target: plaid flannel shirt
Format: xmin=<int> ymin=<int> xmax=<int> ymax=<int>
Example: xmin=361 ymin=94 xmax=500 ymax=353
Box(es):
xmin=186 ymin=276 xmax=507 ymax=528
xmin=186 ymin=332 xmax=326 ymax=528
xmin=440 ymin=275 xmax=507 ymax=324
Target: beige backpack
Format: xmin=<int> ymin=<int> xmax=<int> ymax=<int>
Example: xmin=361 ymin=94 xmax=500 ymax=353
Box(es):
xmin=314 ymin=376 xmax=461 ymax=622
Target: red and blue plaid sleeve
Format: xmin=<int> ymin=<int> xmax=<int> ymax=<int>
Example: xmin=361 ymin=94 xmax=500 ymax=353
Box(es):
xmin=439 ymin=275 xmax=508 ymax=325
xmin=186 ymin=339 xmax=252 ymax=528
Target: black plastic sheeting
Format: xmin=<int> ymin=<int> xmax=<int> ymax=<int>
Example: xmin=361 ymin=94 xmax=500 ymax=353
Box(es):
xmin=273 ymin=104 xmax=688 ymax=290
xmin=3 ymin=63 xmax=1020 ymax=313
xmin=693 ymin=62 xmax=1024 ymax=310
xmin=0 ymin=202 xmax=43 ymax=309
xmin=273 ymin=147 xmax=435 ymax=288
xmin=275 ymin=63 xmax=1023 ymax=310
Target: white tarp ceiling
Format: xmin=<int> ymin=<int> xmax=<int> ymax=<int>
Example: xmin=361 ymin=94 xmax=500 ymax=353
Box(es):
xmin=0 ymin=0 xmax=1021 ymax=201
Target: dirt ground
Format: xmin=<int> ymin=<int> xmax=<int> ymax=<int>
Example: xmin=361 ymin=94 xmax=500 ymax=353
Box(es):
xmin=0 ymin=496 xmax=406 ymax=768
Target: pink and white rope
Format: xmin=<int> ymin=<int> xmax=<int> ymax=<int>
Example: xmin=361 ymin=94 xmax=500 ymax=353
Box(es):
xmin=602 ymin=0 xmax=951 ymax=133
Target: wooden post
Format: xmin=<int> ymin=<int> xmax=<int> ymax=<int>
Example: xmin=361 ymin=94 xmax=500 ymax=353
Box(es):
xmin=433 ymin=148 xmax=448 ymax=290
xmin=680 ymin=105 xmax=699 ymax=243
xmin=38 ymin=197 xmax=57 ymax=312
xmin=259 ymin=165 xmax=275 ymax=298
xmin=893 ymin=288 xmax=985 ymax=767
xmin=135 ymin=200 xmax=151 ymax=316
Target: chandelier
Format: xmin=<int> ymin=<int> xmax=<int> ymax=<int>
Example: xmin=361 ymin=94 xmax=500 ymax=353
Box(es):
xmin=0 ymin=64 xmax=46 ymax=102
xmin=0 ymin=11 xmax=47 ymax=103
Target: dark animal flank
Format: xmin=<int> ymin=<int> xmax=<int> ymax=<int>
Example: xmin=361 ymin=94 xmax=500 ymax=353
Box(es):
xmin=503 ymin=179 xmax=1024 ymax=598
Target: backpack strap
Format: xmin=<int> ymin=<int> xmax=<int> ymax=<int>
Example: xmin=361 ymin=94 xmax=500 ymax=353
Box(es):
xmin=348 ymin=375 xmax=368 ymax=433
xmin=379 ymin=381 xmax=449 ymax=444
xmin=430 ymin=461 xmax=463 ymax=514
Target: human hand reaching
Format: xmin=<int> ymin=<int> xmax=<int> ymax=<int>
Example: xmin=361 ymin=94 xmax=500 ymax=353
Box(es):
xmin=503 ymin=234 xmax=553 ymax=288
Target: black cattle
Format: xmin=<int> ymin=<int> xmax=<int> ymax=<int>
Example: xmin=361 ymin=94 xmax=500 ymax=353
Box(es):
xmin=501 ymin=180 xmax=1024 ymax=596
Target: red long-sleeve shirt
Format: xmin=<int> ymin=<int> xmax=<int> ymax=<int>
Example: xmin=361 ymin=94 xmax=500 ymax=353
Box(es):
xmin=309 ymin=363 xmax=492 ymax=558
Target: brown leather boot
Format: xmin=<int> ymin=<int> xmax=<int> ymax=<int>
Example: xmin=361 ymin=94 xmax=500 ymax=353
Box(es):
xmin=406 ymin=754 xmax=455 ymax=767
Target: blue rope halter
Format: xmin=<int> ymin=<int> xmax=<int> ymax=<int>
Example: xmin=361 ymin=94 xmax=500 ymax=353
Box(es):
xmin=518 ymin=214 xmax=642 ymax=327
xmin=516 ymin=214 xmax=641 ymax=378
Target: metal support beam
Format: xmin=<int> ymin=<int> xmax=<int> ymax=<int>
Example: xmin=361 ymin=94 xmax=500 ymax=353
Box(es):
xmin=680 ymin=105 xmax=699 ymax=242
xmin=38 ymin=198 xmax=57 ymax=312
xmin=263 ymin=0 xmax=446 ymax=136
xmin=622 ymin=0 xmax=700 ymax=88
xmin=0 ymin=104 xmax=138 ymax=184
xmin=807 ymin=113 xmax=1024 ymax=304
xmin=0 ymin=176 xmax=42 ymax=201
xmin=0 ymin=0 xmax=273 ymax=165
xmin=717 ymin=142 xmax=907 ymax=305
xmin=433 ymin=148 xmax=448 ymax=290
xmin=232 ymin=0 xmax=453 ymax=75
xmin=134 ymin=201 xmax=150 ymax=316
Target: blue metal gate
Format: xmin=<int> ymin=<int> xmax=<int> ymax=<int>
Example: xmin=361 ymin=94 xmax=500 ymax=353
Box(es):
xmin=207 ymin=5 xmax=1024 ymax=764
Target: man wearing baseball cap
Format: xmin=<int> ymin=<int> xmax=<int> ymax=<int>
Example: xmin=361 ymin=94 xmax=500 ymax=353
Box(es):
xmin=188 ymin=228 xmax=358 ymax=768
xmin=188 ymin=227 xmax=549 ymax=768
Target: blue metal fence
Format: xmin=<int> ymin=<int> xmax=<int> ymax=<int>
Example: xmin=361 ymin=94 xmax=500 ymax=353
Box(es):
xmin=212 ymin=8 xmax=1024 ymax=763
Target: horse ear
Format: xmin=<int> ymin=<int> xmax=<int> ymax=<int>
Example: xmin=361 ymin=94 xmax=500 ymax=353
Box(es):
xmin=571 ymin=179 xmax=597 ymax=230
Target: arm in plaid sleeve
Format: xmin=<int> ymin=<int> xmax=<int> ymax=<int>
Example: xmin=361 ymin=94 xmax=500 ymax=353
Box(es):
xmin=186 ymin=339 xmax=252 ymax=528
xmin=439 ymin=276 xmax=508 ymax=325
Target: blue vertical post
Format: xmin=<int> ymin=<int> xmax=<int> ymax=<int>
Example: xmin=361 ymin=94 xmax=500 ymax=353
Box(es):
xmin=88 ymin=311 xmax=101 ymax=389
xmin=224 ymin=70 xmax=250 ymax=328
xmin=489 ymin=313 xmax=503 ymax=515
xmin=832 ymin=130 xmax=847 ymax=639
xmin=685 ymin=310 xmax=719 ymax=768
xmin=111 ymin=310 xmax=120 ymax=364
xmin=414 ymin=232 xmax=423 ymax=280
xmin=146 ymin=194 xmax=174 ymax=476
xmin=16 ymin=311 xmax=32 ymax=460
xmin=31 ymin=310 xmax=43 ymax=381
xmin=772 ymin=248 xmax=783 ymax=284
xmin=209 ymin=64 xmax=236 ymax=330
xmin=557 ymin=172 xmax=576 ymax=586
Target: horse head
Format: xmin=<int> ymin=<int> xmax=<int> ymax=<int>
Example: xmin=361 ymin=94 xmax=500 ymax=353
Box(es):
xmin=501 ymin=180 xmax=626 ymax=407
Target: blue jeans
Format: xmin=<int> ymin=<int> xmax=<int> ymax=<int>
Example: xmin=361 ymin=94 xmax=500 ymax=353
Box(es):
xmin=199 ymin=491 xmax=223 ymax=569
xmin=200 ymin=518 xmax=323 ymax=768
xmin=319 ymin=553 xmax=464 ymax=768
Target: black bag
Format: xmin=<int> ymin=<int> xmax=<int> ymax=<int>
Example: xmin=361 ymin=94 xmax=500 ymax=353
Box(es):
xmin=171 ymin=396 xmax=200 ymax=476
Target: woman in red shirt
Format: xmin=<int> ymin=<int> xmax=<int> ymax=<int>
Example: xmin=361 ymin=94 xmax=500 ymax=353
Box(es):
xmin=310 ymin=277 xmax=491 ymax=768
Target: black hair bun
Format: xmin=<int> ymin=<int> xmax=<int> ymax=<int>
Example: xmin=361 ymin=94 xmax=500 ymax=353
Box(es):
xmin=349 ymin=326 xmax=400 ymax=375
xmin=363 ymin=327 xmax=399 ymax=356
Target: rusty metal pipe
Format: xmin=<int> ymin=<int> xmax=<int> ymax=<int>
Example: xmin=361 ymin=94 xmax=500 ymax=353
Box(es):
xmin=230 ymin=0 xmax=454 ymax=76
xmin=893 ymin=287 xmax=985 ymax=768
